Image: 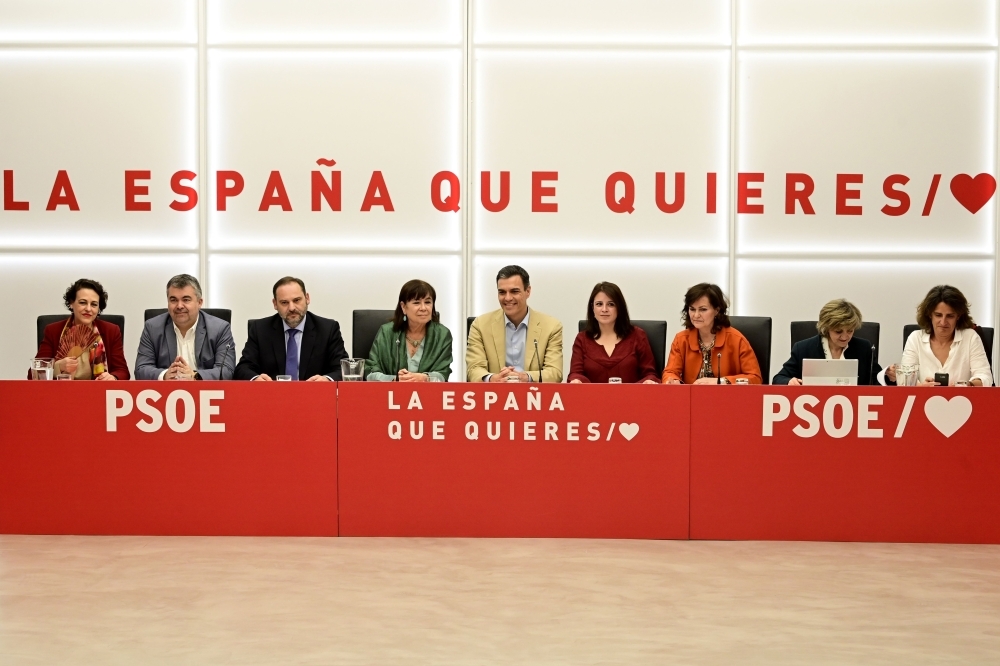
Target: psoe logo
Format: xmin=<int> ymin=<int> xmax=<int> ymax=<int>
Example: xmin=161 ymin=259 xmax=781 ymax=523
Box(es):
xmin=106 ymin=389 xmax=225 ymax=433
xmin=762 ymin=394 xmax=972 ymax=439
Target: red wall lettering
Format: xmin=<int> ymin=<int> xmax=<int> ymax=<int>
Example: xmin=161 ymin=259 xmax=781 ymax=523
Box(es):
xmin=784 ymin=173 xmax=815 ymax=215
xmin=258 ymin=170 xmax=292 ymax=212
xmin=531 ymin=171 xmax=558 ymax=213
xmin=480 ymin=171 xmax=510 ymax=212
xmin=836 ymin=173 xmax=863 ymax=216
xmin=361 ymin=171 xmax=394 ymax=212
xmin=169 ymin=170 xmax=198 ymax=212
xmin=45 ymin=170 xmax=79 ymax=211
xmin=431 ymin=171 xmax=461 ymax=213
xmin=3 ymin=170 xmax=29 ymax=211
xmin=737 ymin=172 xmax=764 ymax=214
xmin=605 ymin=172 xmax=635 ymax=214
xmin=655 ymin=172 xmax=684 ymax=214
xmin=125 ymin=170 xmax=151 ymax=212
xmin=311 ymin=170 xmax=341 ymax=212
xmin=881 ymin=174 xmax=910 ymax=217
xmin=216 ymin=171 xmax=244 ymax=211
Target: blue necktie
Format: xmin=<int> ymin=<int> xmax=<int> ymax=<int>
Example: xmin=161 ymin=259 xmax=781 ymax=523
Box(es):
xmin=286 ymin=329 xmax=300 ymax=380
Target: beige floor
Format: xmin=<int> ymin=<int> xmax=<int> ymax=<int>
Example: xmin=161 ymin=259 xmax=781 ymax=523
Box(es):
xmin=1 ymin=536 xmax=998 ymax=665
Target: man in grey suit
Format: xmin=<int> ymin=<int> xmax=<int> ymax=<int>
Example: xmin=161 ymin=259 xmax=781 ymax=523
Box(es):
xmin=135 ymin=274 xmax=236 ymax=380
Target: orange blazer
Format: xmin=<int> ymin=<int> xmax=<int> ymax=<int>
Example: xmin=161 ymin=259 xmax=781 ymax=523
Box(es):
xmin=661 ymin=326 xmax=762 ymax=384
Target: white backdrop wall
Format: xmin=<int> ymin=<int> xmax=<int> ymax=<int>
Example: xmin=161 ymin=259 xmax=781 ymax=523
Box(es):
xmin=1 ymin=0 xmax=997 ymax=382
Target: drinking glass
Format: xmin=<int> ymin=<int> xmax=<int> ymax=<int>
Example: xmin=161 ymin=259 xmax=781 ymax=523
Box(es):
xmin=276 ymin=375 xmax=293 ymax=382
xmin=735 ymin=378 xmax=750 ymax=385
xmin=30 ymin=357 xmax=53 ymax=380
xmin=896 ymin=364 xmax=919 ymax=387
xmin=608 ymin=377 xmax=623 ymax=384
xmin=341 ymin=358 xmax=365 ymax=381
xmin=56 ymin=373 xmax=72 ymax=380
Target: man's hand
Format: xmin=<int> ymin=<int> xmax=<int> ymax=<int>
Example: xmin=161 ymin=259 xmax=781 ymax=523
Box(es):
xmin=788 ymin=378 xmax=803 ymax=386
xmin=306 ymin=375 xmax=331 ymax=382
xmin=166 ymin=356 xmax=195 ymax=380
xmin=252 ymin=374 xmax=273 ymax=381
xmin=886 ymin=364 xmax=897 ymax=383
xmin=94 ymin=372 xmax=116 ymax=381
xmin=489 ymin=367 xmax=516 ymax=383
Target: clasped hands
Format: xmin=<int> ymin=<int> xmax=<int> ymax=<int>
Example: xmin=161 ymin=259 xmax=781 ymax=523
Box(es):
xmin=489 ymin=367 xmax=530 ymax=383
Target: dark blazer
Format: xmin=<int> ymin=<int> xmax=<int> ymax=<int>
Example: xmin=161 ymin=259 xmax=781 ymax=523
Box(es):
xmin=134 ymin=311 xmax=236 ymax=380
xmin=234 ymin=312 xmax=348 ymax=381
xmin=773 ymin=335 xmax=882 ymax=386
xmin=32 ymin=317 xmax=130 ymax=380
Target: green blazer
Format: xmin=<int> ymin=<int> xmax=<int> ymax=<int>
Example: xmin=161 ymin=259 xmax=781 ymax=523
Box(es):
xmin=365 ymin=320 xmax=454 ymax=380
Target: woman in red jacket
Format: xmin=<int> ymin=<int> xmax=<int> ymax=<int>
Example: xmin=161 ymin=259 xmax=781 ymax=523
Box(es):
xmin=568 ymin=282 xmax=659 ymax=384
xmin=31 ymin=278 xmax=130 ymax=380
xmin=662 ymin=282 xmax=761 ymax=385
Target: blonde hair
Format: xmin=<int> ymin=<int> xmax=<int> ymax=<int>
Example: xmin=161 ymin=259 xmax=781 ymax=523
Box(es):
xmin=816 ymin=299 xmax=863 ymax=337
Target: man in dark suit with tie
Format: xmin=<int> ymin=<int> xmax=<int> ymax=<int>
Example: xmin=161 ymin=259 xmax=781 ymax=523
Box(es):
xmin=234 ymin=276 xmax=348 ymax=381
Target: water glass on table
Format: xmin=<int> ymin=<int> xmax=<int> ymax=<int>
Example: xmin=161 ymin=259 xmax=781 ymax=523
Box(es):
xmin=30 ymin=357 xmax=53 ymax=380
xmin=896 ymin=364 xmax=919 ymax=387
xmin=341 ymin=358 xmax=365 ymax=381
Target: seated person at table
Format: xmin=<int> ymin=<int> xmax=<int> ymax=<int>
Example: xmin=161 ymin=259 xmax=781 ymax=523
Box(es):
xmin=135 ymin=274 xmax=236 ymax=381
xmin=886 ymin=284 xmax=993 ymax=387
xmin=365 ymin=279 xmax=453 ymax=382
xmin=773 ymin=299 xmax=882 ymax=386
xmin=466 ymin=265 xmax=563 ymax=383
xmin=234 ymin=276 xmax=348 ymax=381
xmin=33 ymin=278 xmax=129 ymax=380
xmin=568 ymin=281 xmax=658 ymax=384
xmin=662 ymin=283 xmax=761 ymax=385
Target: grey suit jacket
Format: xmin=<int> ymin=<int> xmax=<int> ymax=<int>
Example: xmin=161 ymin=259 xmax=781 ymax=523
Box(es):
xmin=134 ymin=311 xmax=236 ymax=380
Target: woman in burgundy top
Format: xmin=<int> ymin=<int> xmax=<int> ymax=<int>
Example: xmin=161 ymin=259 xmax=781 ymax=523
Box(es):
xmin=568 ymin=282 xmax=659 ymax=384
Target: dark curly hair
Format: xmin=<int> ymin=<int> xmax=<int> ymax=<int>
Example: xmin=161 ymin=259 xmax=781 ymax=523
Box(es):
xmin=681 ymin=283 xmax=731 ymax=333
xmin=63 ymin=278 xmax=108 ymax=313
xmin=916 ymin=285 xmax=975 ymax=333
xmin=392 ymin=279 xmax=440 ymax=331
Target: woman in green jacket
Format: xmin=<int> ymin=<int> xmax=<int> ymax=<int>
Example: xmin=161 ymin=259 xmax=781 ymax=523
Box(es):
xmin=366 ymin=279 xmax=453 ymax=382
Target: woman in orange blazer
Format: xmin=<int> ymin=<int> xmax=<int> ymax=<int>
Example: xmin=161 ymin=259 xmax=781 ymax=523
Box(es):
xmin=31 ymin=278 xmax=130 ymax=381
xmin=662 ymin=283 xmax=761 ymax=385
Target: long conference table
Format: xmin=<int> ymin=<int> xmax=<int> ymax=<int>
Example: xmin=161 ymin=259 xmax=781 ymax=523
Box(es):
xmin=1 ymin=381 xmax=997 ymax=543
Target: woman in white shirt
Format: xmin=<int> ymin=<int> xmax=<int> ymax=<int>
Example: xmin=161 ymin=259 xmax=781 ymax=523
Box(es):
xmin=887 ymin=285 xmax=993 ymax=386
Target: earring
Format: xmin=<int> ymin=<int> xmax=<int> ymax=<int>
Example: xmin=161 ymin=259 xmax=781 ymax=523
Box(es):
xmin=403 ymin=314 xmax=407 ymax=321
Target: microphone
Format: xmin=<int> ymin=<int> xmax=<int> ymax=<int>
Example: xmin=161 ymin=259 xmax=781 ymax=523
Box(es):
xmin=869 ymin=344 xmax=877 ymax=386
xmin=717 ymin=352 xmax=722 ymax=383
xmin=394 ymin=336 xmax=402 ymax=381
xmin=220 ymin=340 xmax=234 ymax=373
xmin=534 ymin=339 xmax=542 ymax=382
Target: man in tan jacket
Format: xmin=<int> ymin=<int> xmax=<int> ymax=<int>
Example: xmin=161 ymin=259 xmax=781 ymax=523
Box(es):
xmin=466 ymin=265 xmax=563 ymax=383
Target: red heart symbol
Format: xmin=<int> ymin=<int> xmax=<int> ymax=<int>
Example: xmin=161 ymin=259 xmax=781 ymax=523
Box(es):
xmin=950 ymin=173 xmax=996 ymax=214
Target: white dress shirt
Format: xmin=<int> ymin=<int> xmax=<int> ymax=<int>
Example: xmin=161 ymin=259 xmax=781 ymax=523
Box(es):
xmin=159 ymin=314 xmax=199 ymax=380
xmin=900 ymin=328 xmax=993 ymax=386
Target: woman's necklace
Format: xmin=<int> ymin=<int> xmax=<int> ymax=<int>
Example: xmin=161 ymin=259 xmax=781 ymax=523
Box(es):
xmin=406 ymin=335 xmax=424 ymax=347
xmin=699 ymin=335 xmax=716 ymax=352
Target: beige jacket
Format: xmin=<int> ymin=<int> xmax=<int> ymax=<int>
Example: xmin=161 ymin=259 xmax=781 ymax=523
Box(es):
xmin=465 ymin=308 xmax=564 ymax=382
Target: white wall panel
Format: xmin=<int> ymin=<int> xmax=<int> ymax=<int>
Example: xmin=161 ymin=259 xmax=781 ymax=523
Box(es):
xmin=736 ymin=259 xmax=995 ymax=381
xmin=473 ymin=256 xmax=730 ymax=377
xmin=0 ymin=0 xmax=196 ymax=44
xmin=474 ymin=50 xmax=729 ymax=253
xmin=737 ymin=51 xmax=996 ymax=255
xmin=209 ymin=254 xmax=463 ymax=376
xmin=3 ymin=253 xmax=199 ymax=380
xmin=0 ymin=50 xmax=199 ymax=250
xmin=208 ymin=0 xmax=462 ymax=45
xmin=474 ymin=0 xmax=730 ymax=45
xmin=739 ymin=0 xmax=997 ymax=46
xmin=208 ymin=50 xmax=463 ymax=252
